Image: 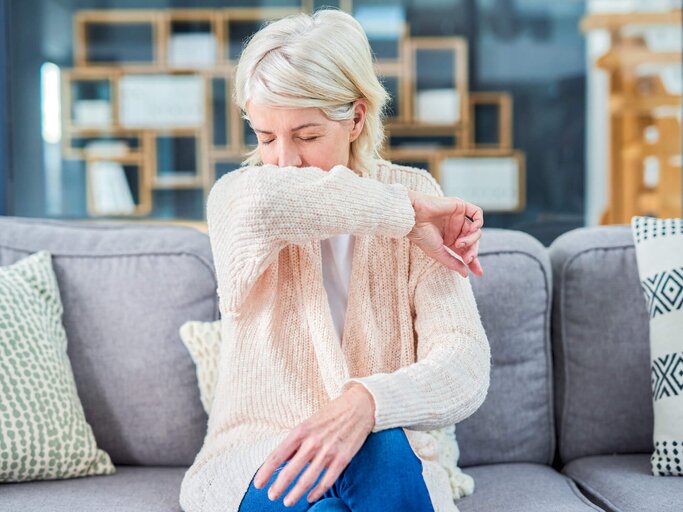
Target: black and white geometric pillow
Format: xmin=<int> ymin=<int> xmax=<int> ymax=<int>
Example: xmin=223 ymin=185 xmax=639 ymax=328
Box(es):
xmin=631 ymin=216 xmax=683 ymax=477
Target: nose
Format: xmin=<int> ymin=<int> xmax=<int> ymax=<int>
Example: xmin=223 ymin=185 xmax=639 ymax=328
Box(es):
xmin=276 ymin=140 xmax=303 ymax=167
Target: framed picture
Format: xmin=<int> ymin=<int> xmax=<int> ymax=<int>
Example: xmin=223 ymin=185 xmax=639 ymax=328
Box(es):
xmin=118 ymin=73 xmax=205 ymax=128
xmin=435 ymin=150 xmax=526 ymax=212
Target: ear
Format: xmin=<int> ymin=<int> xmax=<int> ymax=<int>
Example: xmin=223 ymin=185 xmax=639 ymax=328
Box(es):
xmin=349 ymin=99 xmax=368 ymax=143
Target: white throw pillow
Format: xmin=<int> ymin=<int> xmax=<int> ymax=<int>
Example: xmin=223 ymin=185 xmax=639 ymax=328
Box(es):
xmin=631 ymin=216 xmax=683 ymax=477
xmin=179 ymin=319 xmax=475 ymax=498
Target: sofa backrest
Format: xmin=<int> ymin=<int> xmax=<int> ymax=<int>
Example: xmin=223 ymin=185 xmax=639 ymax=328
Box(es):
xmin=458 ymin=228 xmax=555 ymax=467
xmin=549 ymin=225 xmax=653 ymax=465
xmin=0 ymin=217 xmax=556 ymax=468
xmin=0 ymin=216 xmax=216 ymax=466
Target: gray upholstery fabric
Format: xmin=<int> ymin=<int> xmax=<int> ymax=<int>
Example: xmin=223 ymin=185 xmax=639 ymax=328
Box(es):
xmin=459 ymin=228 xmax=555 ymax=467
xmin=549 ymin=226 xmax=653 ymax=465
xmin=0 ymin=466 xmax=185 ymax=511
xmin=0 ymin=464 xmax=603 ymax=512
xmin=457 ymin=463 xmax=603 ymax=511
xmin=563 ymin=454 xmax=683 ymax=512
xmin=0 ymin=216 xmax=217 ymax=466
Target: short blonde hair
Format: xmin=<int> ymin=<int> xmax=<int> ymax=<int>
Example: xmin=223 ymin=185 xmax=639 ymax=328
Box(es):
xmin=233 ymin=9 xmax=390 ymax=173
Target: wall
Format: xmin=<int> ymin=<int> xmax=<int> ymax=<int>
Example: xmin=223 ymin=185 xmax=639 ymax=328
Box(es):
xmin=0 ymin=0 xmax=9 ymax=215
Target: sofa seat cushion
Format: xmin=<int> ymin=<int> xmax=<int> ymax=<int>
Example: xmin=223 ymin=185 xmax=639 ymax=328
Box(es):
xmin=0 ymin=466 xmax=185 ymax=511
xmin=456 ymin=462 xmax=603 ymax=511
xmin=563 ymin=454 xmax=683 ymax=512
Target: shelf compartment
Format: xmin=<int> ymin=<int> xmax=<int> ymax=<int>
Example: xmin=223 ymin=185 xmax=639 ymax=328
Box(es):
xmin=85 ymin=155 xmax=151 ymax=217
xmin=222 ymin=8 xmax=301 ymax=64
xmin=468 ymin=92 xmax=513 ymax=149
xmin=406 ymin=37 xmax=469 ymax=127
xmin=75 ymin=10 xmax=160 ymax=66
xmin=165 ymin=10 xmax=220 ymax=69
xmin=152 ymin=134 xmax=202 ymax=188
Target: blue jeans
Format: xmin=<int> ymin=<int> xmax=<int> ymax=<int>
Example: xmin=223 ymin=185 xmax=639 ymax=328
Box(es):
xmin=238 ymin=427 xmax=435 ymax=511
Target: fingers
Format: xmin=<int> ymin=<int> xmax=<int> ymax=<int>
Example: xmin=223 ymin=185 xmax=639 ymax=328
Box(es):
xmin=444 ymin=198 xmax=467 ymax=247
xmin=253 ymin=428 xmax=304 ymax=490
xmin=465 ymin=241 xmax=484 ymax=277
xmin=305 ymin=452 xmax=350 ymax=504
xmin=263 ymin=433 xmax=318 ymax=501
xmin=435 ymin=246 xmax=469 ymax=278
xmin=454 ymin=225 xmax=482 ymax=252
xmin=283 ymin=447 xmax=331 ymax=506
xmin=464 ymin=202 xmax=484 ymax=231
xmin=470 ymin=256 xmax=484 ymax=276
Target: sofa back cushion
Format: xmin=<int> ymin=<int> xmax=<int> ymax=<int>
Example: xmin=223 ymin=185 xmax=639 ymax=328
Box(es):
xmin=549 ymin=226 xmax=652 ymax=465
xmin=0 ymin=216 xmax=217 ymax=466
xmin=459 ymin=228 xmax=554 ymax=467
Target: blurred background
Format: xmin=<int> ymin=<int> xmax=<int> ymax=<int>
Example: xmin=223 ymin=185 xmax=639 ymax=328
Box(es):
xmin=0 ymin=0 xmax=680 ymax=246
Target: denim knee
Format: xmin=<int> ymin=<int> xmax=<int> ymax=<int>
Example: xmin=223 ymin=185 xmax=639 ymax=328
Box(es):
xmin=361 ymin=427 xmax=424 ymax=475
xmin=338 ymin=427 xmax=433 ymax=512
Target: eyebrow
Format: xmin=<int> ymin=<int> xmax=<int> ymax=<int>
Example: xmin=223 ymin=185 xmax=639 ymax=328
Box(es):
xmin=251 ymin=123 xmax=323 ymax=135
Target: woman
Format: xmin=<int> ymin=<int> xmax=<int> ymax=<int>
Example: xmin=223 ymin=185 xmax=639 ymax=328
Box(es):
xmin=179 ymin=8 xmax=490 ymax=512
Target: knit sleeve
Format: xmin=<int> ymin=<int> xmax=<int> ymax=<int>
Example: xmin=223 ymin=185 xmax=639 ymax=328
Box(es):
xmin=342 ymin=262 xmax=491 ymax=432
xmin=206 ymin=163 xmax=415 ymax=318
xmin=339 ymin=171 xmax=491 ymax=432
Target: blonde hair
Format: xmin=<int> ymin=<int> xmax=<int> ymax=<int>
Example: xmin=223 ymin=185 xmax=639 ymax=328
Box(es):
xmin=233 ymin=9 xmax=390 ymax=173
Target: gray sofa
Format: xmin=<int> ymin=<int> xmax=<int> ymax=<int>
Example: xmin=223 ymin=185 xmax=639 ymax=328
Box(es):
xmin=0 ymin=215 xmax=680 ymax=511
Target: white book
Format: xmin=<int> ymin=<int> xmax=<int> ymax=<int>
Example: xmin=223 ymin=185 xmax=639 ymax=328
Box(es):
xmin=90 ymin=161 xmax=135 ymax=215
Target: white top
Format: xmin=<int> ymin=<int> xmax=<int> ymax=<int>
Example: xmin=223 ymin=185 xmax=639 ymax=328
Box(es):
xmin=320 ymin=233 xmax=355 ymax=344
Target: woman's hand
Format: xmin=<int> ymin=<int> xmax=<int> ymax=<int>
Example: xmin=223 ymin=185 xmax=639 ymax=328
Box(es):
xmin=407 ymin=190 xmax=484 ymax=278
xmin=253 ymin=383 xmax=375 ymax=507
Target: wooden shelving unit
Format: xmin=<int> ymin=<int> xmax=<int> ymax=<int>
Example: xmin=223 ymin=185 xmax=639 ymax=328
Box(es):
xmin=582 ymin=9 xmax=682 ymax=223
xmin=62 ymin=3 xmax=527 ymax=221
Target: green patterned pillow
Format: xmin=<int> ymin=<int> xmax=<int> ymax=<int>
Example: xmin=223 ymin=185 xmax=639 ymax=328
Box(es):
xmin=0 ymin=250 xmax=116 ymax=482
xmin=631 ymin=216 xmax=683 ymax=477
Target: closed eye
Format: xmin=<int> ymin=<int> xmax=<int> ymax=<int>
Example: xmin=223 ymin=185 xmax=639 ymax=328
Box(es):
xmin=258 ymin=136 xmax=320 ymax=145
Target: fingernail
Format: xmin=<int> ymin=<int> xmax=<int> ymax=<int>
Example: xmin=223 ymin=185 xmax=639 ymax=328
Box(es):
xmin=284 ymin=497 xmax=293 ymax=507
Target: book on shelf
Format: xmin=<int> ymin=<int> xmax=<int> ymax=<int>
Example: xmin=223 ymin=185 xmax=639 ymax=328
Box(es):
xmin=90 ymin=160 xmax=136 ymax=215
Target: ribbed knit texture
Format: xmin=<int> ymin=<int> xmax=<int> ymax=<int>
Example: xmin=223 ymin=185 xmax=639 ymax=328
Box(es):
xmin=179 ymin=160 xmax=491 ymax=512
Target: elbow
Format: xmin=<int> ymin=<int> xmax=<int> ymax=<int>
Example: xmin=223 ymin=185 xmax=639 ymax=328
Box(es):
xmin=447 ymin=334 xmax=492 ymax=425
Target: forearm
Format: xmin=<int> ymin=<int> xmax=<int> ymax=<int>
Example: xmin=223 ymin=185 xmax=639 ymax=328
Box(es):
xmin=339 ymin=259 xmax=491 ymax=432
xmin=207 ymin=163 xmax=416 ymax=317
xmin=232 ymin=164 xmax=416 ymax=242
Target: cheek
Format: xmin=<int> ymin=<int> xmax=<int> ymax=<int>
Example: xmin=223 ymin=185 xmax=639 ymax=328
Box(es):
xmin=304 ymin=139 xmax=348 ymax=169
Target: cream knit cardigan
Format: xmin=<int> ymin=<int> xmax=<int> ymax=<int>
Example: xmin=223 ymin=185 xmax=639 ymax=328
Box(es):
xmin=179 ymin=159 xmax=491 ymax=512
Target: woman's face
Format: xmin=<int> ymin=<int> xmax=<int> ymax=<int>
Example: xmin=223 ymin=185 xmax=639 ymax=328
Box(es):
xmin=246 ymin=99 xmax=366 ymax=171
